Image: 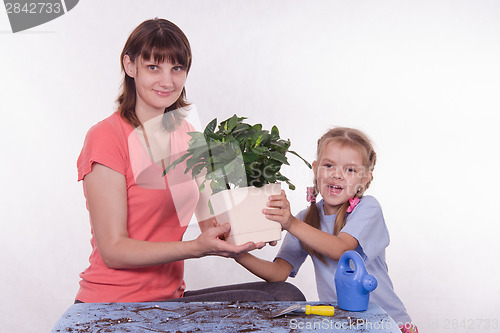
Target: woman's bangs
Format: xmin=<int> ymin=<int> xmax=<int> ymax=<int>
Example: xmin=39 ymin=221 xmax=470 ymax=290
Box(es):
xmin=140 ymin=33 xmax=190 ymax=67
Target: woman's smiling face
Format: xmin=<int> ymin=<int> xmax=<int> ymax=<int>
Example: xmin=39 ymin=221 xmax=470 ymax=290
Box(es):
xmin=313 ymin=141 xmax=370 ymax=215
xmin=124 ymin=55 xmax=187 ymax=119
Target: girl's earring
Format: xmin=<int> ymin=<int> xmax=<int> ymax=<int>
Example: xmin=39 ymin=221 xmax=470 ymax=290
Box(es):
xmin=357 ymin=185 xmax=365 ymax=194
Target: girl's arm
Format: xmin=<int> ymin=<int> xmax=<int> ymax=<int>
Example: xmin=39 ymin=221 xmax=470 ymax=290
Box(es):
xmin=264 ymin=191 xmax=359 ymax=261
xmin=285 ymin=218 xmax=358 ymax=260
xmin=85 ymin=163 xmax=259 ymax=269
xmin=234 ymin=254 xmax=293 ymax=282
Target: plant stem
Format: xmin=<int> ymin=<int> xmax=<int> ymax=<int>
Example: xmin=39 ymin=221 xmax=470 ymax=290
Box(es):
xmin=223 ymin=172 xmax=231 ymax=190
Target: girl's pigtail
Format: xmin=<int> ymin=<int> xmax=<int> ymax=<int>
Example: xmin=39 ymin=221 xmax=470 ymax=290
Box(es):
xmin=301 ymin=199 xmax=352 ymax=264
xmin=302 ymin=186 xmax=328 ymax=264
xmin=333 ymin=201 xmax=350 ymax=236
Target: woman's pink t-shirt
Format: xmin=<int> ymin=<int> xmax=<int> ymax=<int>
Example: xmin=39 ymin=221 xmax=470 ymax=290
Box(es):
xmin=76 ymin=112 xmax=199 ymax=303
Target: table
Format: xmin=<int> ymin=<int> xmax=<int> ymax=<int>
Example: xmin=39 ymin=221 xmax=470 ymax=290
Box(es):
xmin=52 ymin=301 xmax=400 ymax=332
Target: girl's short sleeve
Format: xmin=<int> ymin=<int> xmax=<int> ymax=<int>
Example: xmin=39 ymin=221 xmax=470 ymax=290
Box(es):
xmin=340 ymin=196 xmax=390 ymax=261
xmin=77 ymin=118 xmax=128 ymax=181
xmin=275 ymin=209 xmax=309 ymax=277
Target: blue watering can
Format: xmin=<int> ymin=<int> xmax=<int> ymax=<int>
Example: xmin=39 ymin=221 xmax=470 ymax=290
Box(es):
xmin=334 ymin=250 xmax=378 ymax=311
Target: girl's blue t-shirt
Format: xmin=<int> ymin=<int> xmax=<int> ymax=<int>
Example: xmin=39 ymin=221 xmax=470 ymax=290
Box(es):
xmin=275 ymin=195 xmax=412 ymax=324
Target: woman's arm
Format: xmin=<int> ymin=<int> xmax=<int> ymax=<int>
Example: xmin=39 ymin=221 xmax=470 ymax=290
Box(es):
xmin=85 ymin=163 xmax=259 ymax=269
xmin=263 ymin=191 xmax=359 ymax=261
xmin=235 ymin=254 xmax=293 ymax=282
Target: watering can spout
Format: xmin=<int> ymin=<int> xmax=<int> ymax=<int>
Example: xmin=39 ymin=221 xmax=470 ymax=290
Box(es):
xmin=334 ymin=250 xmax=377 ymax=311
xmin=362 ymin=274 xmax=378 ymax=292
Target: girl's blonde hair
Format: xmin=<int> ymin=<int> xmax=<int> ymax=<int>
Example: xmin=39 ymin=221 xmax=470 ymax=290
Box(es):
xmin=302 ymin=127 xmax=377 ymax=262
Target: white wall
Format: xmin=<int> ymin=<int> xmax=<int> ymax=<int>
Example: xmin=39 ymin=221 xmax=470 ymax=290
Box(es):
xmin=1 ymin=1 xmax=499 ymax=332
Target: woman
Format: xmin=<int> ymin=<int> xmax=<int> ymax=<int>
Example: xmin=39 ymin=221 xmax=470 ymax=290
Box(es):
xmin=75 ymin=18 xmax=304 ymax=303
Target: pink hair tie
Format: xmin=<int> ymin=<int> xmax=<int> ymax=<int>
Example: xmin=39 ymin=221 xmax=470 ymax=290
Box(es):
xmin=306 ymin=187 xmax=316 ymax=204
xmin=346 ymin=197 xmax=360 ymax=213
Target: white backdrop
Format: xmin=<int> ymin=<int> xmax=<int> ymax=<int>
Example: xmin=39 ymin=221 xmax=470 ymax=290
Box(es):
xmin=1 ymin=1 xmax=499 ymax=332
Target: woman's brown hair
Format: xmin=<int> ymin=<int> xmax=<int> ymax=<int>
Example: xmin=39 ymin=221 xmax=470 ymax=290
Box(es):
xmin=117 ymin=18 xmax=192 ymax=129
xmin=302 ymin=127 xmax=377 ymax=263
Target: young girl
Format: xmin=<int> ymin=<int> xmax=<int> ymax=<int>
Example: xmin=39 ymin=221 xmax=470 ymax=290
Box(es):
xmin=235 ymin=127 xmax=418 ymax=333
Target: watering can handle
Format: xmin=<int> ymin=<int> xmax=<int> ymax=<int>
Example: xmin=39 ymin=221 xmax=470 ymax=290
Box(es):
xmin=338 ymin=250 xmax=368 ymax=279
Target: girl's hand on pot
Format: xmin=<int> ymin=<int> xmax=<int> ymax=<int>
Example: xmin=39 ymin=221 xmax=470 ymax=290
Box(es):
xmin=263 ymin=190 xmax=294 ymax=230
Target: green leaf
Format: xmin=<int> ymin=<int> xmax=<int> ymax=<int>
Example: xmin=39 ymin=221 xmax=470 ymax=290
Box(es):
xmin=205 ymin=132 xmax=221 ymax=141
xmin=198 ymin=179 xmax=206 ymax=192
xmin=163 ymin=152 xmax=191 ymax=176
xmin=289 ymin=150 xmax=312 ymax=168
xmin=208 ymin=200 xmax=214 ymax=215
xmin=271 ymin=125 xmax=279 ymax=137
xmin=255 ymin=135 xmax=264 ymax=147
xmin=250 ymin=146 xmax=268 ymax=155
xmin=269 ymin=151 xmax=289 ymax=165
xmin=221 ymin=115 xmax=241 ymax=133
xmin=270 ymin=143 xmax=287 ymax=152
xmin=191 ymin=163 xmax=206 ymax=177
xmin=252 ymin=124 xmax=263 ymax=132
xmin=234 ymin=132 xmax=253 ymax=146
xmin=245 ymin=161 xmax=261 ymax=176
xmin=187 ymin=131 xmax=204 ymax=141
xmin=227 ymin=114 xmax=239 ymax=131
xmin=275 ymin=174 xmax=289 ymax=182
xmin=242 ymin=152 xmax=259 ymax=165
xmin=190 ymin=144 xmax=211 ymax=159
xmin=204 ymin=118 xmax=217 ymax=135
xmin=232 ymin=123 xmax=251 ymax=137
xmin=263 ymin=170 xmax=277 ymax=183
xmin=184 ymin=157 xmax=198 ymax=174
xmin=210 ymin=178 xmax=229 ymax=194
xmin=252 ymin=130 xmax=269 ymax=147
xmin=221 ymin=157 xmax=238 ymax=175
xmin=217 ymin=149 xmax=238 ymax=162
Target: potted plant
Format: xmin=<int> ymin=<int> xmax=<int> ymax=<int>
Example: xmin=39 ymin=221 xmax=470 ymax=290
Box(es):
xmin=165 ymin=114 xmax=311 ymax=245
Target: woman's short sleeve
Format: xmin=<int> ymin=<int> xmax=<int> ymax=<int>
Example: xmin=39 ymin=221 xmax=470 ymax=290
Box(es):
xmin=77 ymin=118 xmax=128 ymax=181
xmin=340 ymin=196 xmax=390 ymax=261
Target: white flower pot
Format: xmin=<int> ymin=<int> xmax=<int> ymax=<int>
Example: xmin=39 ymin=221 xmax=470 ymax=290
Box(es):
xmin=210 ymin=183 xmax=282 ymax=245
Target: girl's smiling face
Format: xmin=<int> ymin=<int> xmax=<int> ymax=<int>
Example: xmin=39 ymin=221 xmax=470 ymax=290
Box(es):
xmin=313 ymin=141 xmax=370 ymax=215
xmin=123 ymin=55 xmax=187 ymax=121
